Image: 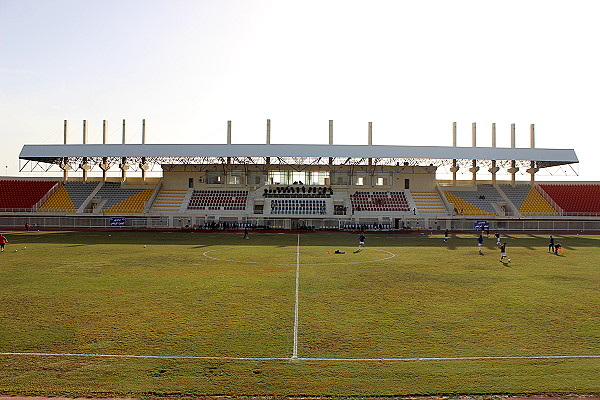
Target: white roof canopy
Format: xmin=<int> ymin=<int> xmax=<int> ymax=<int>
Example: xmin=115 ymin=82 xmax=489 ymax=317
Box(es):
xmin=19 ymin=143 xmax=578 ymax=166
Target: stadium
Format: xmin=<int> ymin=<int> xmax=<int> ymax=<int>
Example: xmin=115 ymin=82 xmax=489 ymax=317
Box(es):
xmin=1 ymin=120 xmax=599 ymax=397
xmin=2 ymin=119 xmax=599 ymax=231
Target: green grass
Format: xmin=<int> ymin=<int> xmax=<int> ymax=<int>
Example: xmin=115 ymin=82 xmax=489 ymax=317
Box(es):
xmin=0 ymin=230 xmax=599 ymax=396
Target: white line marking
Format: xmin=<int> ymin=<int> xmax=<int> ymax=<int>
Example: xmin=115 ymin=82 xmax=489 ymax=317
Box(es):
xmin=1 ymin=352 xmax=598 ymax=362
xmin=203 ymin=247 xmax=396 ymax=265
xmin=292 ymin=233 xmax=300 ymax=359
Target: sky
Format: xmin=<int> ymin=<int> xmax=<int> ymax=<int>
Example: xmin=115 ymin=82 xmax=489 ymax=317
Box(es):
xmin=1 ymin=0 xmax=599 ymax=181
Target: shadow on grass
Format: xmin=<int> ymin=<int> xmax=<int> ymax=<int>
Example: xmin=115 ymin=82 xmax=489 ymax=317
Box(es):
xmin=3 ymin=231 xmax=600 ymax=250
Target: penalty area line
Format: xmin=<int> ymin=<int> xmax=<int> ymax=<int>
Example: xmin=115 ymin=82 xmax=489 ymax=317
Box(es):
xmin=1 ymin=352 xmax=599 ymax=362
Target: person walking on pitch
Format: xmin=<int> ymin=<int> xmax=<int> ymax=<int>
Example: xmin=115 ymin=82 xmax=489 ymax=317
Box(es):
xmin=548 ymin=235 xmax=555 ymax=253
xmin=477 ymin=234 xmax=484 ymax=255
xmin=500 ymin=242 xmax=510 ymax=263
xmin=0 ymin=233 xmax=7 ymax=252
xmin=358 ymin=233 xmax=366 ymax=250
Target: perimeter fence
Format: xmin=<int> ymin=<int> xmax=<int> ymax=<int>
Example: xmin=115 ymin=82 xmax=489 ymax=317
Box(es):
xmin=1 ymin=214 xmax=600 ymax=232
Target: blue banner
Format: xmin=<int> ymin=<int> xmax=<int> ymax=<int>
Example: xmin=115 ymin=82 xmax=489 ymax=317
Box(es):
xmin=110 ymin=217 xmax=126 ymax=227
xmin=474 ymin=220 xmax=489 ymax=230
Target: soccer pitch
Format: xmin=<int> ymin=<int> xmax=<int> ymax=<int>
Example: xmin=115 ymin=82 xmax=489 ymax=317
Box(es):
xmin=0 ymin=230 xmax=599 ymax=396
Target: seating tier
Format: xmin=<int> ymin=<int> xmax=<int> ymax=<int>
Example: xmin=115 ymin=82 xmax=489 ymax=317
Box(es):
xmin=500 ymin=184 xmax=558 ymax=216
xmin=270 ymin=199 xmax=326 ymax=215
xmin=0 ymin=180 xmax=58 ymax=211
xmin=187 ymin=190 xmax=248 ymax=211
xmin=539 ymin=184 xmax=600 ymax=214
xmin=94 ymin=182 xmax=154 ymax=213
xmin=350 ymin=191 xmax=410 ymax=212
xmin=412 ymin=191 xmax=447 ymax=214
xmin=444 ymin=185 xmax=503 ymax=215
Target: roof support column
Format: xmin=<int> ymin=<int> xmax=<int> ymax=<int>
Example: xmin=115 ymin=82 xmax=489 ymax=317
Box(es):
xmin=120 ymin=119 xmax=129 ymax=182
xmin=526 ymin=123 xmax=538 ymax=186
xmin=227 ymin=121 xmax=232 ymax=165
xmin=450 ymin=122 xmax=459 ymax=186
xmin=488 ymin=123 xmax=499 ymax=185
xmin=80 ymin=120 xmax=91 ymax=182
xmin=507 ymin=123 xmax=519 ymax=186
xmin=266 ymin=119 xmax=271 ymax=166
xmin=368 ymin=122 xmax=372 ymax=166
xmin=100 ymin=120 xmax=110 ymax=182
xmin=61 ymin=120 xmax=71 ymax=182
xmin=328 ymin=120 xmax=333 ymax=166
xmin=140 ymin=119 xmax=149 ymax=182
xmin=468 ymin=122 xmax=479 ymax=185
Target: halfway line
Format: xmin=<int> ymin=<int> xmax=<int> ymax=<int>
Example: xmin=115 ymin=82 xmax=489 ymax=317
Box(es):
xmin=292 ymin=233 xmax=300 ymax=358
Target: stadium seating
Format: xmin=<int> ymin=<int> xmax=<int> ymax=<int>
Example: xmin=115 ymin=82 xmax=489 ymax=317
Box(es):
xmin=64 ymin=181 xmax=100 ymax=209
xmin=350 ymin=191 xmax=410 ymax=212
xmin=150 ymin=189 xmax=187 ymax=212
xmin=539 ymin=184 xmax=600 ymax=214
xmin=411 ymin=191 xmax=448 ymax=214
xmin=264 ymin=186 xmax=332 ymax=198
xmin=187 ymin=190 xmax=248 ymax=211
xmin=500 ymin=184 xmax=558 ymax=216
xmin=39 ymin=181 xmax=101 ymax=212
xmin=443 ymin=185 xmax=504 ymax=215
xmin=94 ymin=182 xmax=154 ymax=213
xmin=0 ymin=180 xmax=59 ymax=211
xmin=270 ymin=199 xmax=326 ymax=215
xmin=38 ymin=184 xmax=77 ymax=212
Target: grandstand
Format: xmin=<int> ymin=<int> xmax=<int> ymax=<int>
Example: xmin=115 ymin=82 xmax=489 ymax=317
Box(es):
xmin=2 ymin=120 xmax=599 ymax=231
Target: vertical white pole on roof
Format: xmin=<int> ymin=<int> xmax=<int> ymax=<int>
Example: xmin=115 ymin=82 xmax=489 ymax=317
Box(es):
xmin=141 ymin=119 xmax=147 ymax=182
xmin=470 ymin=122 xmax=478 ymax=185
xmin=328 ymin=120 xmax=334 ymax=166
xmin=529 ymin=123 xmax=536 ymax=185
xmin=83 ymin=119 xmax=87 ymax=144
xmin=102 ymin=120 xmax=108 ymax=182
xmin=82 ymin=120 xmax=88 ymax=182
xmin=451 ymin=122 xmax=458 ymax=186
xmin=368 ymin=122 xmax=372 ymax=166
xmin=63 ymin=120 xmax=69 ymax=182
xmin=510 ymin=123 xmax=517 ymax=185
xmin=490 ymin=123 xmax=499 ymax=185
xmin=227 ymin=120 xmax=232 ymax=166
xmin=266 ymin=119 xmax=271 ymax=166
xmin=121 ymin=119 xmax=128 ymax=182
xmin=103 ymin=120 xmax=107 ymax=144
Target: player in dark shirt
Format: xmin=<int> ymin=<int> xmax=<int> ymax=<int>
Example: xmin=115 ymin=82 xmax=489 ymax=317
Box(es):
xmin=500 ymin=242 xmax=510 ymax=263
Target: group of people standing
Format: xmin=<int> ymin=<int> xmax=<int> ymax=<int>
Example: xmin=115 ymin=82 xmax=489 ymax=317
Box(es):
xmin=548 ymin=235 xmax=563 ymax=255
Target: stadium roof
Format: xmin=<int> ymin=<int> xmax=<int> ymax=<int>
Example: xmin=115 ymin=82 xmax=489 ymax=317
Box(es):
xmin=19 ymin=143 xmax=578 ymax=168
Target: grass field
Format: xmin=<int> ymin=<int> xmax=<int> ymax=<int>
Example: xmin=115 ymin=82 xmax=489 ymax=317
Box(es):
xmin=0 ymin=230 xmax=599 ymax=396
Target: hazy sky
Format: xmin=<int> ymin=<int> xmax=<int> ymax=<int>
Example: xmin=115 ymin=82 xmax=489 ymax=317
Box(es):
xmin=1 ymin=0 xmax=599 ymax=180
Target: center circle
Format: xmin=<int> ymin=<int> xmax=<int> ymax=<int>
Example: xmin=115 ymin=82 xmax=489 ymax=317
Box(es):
xmin=203 ymin=247 xmax=396 ymax=265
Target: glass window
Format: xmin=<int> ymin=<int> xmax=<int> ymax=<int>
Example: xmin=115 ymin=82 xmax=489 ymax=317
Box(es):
xmin=207 ymin=172 xmax=223 ymax=184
